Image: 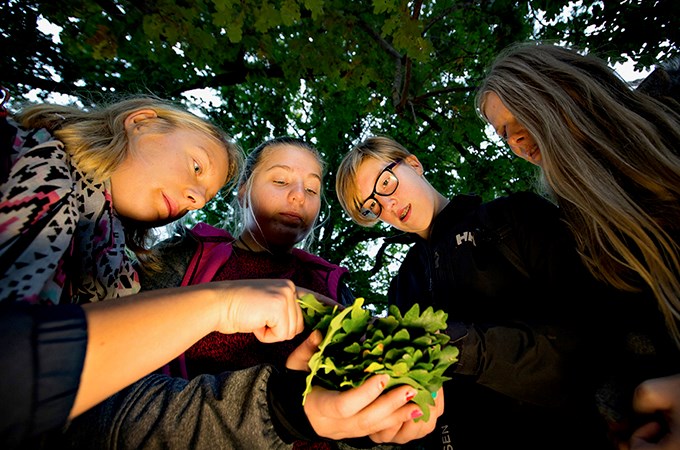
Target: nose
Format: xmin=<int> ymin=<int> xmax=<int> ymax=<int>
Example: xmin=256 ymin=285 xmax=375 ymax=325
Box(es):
xmin=185 ymin=186 xmax=207 ymax=210
xmin=382 ymin=195 xmax=398 ymax=214
xmin=288 ymin=182 xmax=305 ymax=204
xmin=507 ymin=128 xmax=535 ymax=159
xmin=507 ymin=127 xmax=528 ymax=148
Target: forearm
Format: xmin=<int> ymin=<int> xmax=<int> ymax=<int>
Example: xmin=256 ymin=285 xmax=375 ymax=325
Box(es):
xmin=73 ymin=284 xmax=221 ymax=418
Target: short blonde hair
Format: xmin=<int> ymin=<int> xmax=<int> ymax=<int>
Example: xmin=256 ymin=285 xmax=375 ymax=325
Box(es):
xmin=336 ymin=136 xmax=412 ymax=226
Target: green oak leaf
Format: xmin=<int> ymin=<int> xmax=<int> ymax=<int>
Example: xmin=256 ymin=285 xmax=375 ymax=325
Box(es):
xmin=297 ymin=296 xmax=458 ymax=422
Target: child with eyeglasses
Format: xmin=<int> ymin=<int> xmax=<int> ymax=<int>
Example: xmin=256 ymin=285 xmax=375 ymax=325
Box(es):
xmin=335 ymin=135 xmax=680 ymax=450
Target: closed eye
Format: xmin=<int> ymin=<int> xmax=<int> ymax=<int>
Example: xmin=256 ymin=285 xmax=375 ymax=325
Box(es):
xmin=306 ymin=181 xmax=321 ymax=195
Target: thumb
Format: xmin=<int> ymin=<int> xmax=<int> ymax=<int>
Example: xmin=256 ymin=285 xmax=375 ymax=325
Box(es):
xmin=286 ymin=330 xmax=323 ymax=371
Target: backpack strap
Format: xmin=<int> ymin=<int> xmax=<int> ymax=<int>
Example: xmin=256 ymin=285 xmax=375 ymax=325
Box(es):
xmin=181 ymin=223 xmax=235 ymax=286
xmin=161 ymin=223 xmax=234 ymax=379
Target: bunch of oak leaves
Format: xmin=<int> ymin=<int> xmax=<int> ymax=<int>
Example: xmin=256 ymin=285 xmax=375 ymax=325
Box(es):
xmin=297 ymin=294 xmax=459 ymax=422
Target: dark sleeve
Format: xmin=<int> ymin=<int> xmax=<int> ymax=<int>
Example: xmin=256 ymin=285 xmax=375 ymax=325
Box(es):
xmin=0 ymin=302 xmax=87 ymax=450
xmin=447 ymin=321 xmax=577 ymax=406
xmin=636 ymin=62 xmax=680 ymax=114
xmin=450 ymin=192 xmax=625 ymax=406
xmin=267 ymin=368 xmax=322 ymax=442
xmin=59 ymin=366 xmax=302 ymax=449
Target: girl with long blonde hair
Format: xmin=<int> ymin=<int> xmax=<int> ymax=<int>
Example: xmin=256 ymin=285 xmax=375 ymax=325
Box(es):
xmin=477 ymin=42 xmax=680 ymax=448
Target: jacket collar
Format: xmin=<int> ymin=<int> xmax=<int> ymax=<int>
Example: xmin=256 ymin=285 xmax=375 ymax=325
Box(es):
xmin=429 ymin=194 xmax=482 ymax=242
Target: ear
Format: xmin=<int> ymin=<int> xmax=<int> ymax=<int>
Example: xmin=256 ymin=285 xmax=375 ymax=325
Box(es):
xmin=404 ymin=154 xmax=424 ymax=176
xmin=124 ymin=109 xmax=158 ymax=133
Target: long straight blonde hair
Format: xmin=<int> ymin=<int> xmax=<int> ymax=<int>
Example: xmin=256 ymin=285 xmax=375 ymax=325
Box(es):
xmin=477 ymin=43 xmax=680 ymax=348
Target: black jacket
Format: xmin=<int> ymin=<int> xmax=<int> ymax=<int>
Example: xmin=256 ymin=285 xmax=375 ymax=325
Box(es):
xmin=0 ymin=302 xmax=87 ymax=450
xmin=389 ymin=192 xmax=680 ymax=449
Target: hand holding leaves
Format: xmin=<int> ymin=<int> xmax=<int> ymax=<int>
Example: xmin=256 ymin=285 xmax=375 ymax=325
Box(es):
xmin=297 ymin=294 xmax=459 ymax=422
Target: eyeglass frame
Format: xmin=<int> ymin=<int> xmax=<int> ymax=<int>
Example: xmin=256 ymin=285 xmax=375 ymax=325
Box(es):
xmin=359 ymin=159 xmax=402 ymax=219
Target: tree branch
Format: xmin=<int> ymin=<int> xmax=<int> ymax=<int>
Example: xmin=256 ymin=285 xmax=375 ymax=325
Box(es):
xmin=358 ymin=19 xmax=402 ymax=60
xmin=357 ymin=18 xmax=407 ymax=110
xmin=423 ymin=1 xmax=476 ymax=35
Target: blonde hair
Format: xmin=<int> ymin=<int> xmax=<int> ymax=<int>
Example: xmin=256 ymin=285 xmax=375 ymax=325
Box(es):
xmin=16 ymin=96 xmax=240 ymax=183
xmin=233 ymin=137 xmax=325 ymax=252
xmin=336 ymin=136 xmax=412 ymax=227
xmin=477 ymin=42 xmax=680 ymax=347
xmin=16 ymin=95 xmax=242 ymax=260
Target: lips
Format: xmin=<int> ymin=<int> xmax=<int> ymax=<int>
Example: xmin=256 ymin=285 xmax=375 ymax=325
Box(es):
xmin=399 ymin=204 xmax=411 ymax=221
xmin=527 ymin=145 xmax=542 ymax=163
xmin=278 ymin=211 xmax=304 ymax=225
xmin=519 ymin=145 xmax=541 ymax=163
xmin=163 ymin=194 xmax=178 ymax=219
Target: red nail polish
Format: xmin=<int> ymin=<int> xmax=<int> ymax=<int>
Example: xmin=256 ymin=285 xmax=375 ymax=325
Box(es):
xmin=411 ymin=409 xmax=423 ymax=419
xmin=405 ymin=391 xmax=416 ymax=401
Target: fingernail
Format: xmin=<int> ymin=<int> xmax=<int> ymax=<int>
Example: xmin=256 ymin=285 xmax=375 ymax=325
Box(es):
xmin=378 ymin=375 xmax=388 ymax=390
xmin=410 ymin=409 xmax=423 ymax=419
xmin=431 ymin=391 xmax=437 ymax=399
xmin=405 ymin=390 xmax=416 ymax=402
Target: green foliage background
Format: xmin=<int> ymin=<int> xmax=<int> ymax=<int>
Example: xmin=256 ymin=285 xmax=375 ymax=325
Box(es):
xmin=3 ymin=0 xmax=678 ymax=311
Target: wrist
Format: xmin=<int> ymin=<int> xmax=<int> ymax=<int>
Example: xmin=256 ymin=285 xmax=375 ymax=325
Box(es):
xmin=206 ymin=281 xmax=231 ymax=334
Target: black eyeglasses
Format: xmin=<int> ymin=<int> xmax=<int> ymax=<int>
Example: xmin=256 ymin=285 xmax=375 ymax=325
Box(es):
xmin=359 ymin=160 xmax=401 ymax=219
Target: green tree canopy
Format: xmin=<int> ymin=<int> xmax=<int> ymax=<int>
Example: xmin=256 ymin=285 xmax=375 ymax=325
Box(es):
xmin=3 ymin=0 xmax=678 ymax=310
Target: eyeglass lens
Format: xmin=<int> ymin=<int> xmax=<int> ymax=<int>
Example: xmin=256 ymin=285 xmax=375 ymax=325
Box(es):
xmin=360 ymin=162 xmax=399 ymax=218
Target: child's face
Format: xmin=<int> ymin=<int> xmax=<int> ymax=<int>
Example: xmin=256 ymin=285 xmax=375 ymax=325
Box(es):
xmin=110 ymin=127 xmax=229 ymax=224
xmin=245 ymin=145 xmax=322 ymax=249
xmin=483 ymin=91 xmax=542 ymax=166
xmin=354 ymin=156 xmax=437 ymax=238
